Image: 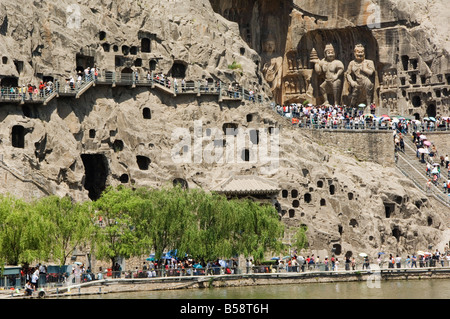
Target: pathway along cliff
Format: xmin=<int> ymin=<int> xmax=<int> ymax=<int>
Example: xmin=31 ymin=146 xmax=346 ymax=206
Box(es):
xmin=5 ymin=266 xmax=450 ymax=299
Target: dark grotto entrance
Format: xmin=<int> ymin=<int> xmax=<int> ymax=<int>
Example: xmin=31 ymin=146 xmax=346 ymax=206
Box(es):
xmin=81 ymin=153 xmax=108 ymax=200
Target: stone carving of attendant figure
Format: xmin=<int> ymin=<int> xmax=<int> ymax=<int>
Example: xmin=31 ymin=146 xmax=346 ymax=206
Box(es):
xmin=346 ymin=44 xmax=376 ymax=107
xmin=261 ymin=36 xmax=283 ymax=102
xmin=313 ymin=44 xmax=344 ymax=106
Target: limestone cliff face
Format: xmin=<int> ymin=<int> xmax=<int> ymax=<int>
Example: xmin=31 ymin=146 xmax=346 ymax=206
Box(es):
xmin=0 ymin=0 xmax=448 ymax=258
xmin=211 ymin=0 xmax=450 ymax=118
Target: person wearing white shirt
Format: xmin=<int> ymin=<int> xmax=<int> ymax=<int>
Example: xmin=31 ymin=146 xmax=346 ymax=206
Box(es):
xmin=395 ymin=255 xmax=402 ymax=268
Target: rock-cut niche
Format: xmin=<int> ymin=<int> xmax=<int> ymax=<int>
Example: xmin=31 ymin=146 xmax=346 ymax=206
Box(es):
xmin=81 ymin=154 xmax=109 ymax=201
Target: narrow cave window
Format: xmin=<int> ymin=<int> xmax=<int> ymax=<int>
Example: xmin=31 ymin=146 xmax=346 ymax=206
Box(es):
xmin=143 ymin=107 xmax=151 ymax=119
xmin=240 ymin=47 xmax=245 ymax=55
xmin=289 ymin=209 xmax=295 ymax=218
xmin=130 ymin=46 xmax=138 ymax=55
xmin=329 ymin=184 xmax=335 ymax=195
xmin=320 ymin=199 xmax=326 ymax=206
xmin=89 ymin=129 xmax=96 ymax=138
xmin=349 ymin=219 xmax=358 ymax=227
xmin=81 ymin=154 xmax=108 ymax=201
xmin=412 ymin=96 xmax=421 ymax=107
xmin=99 ymin=31 xmax=106 ymax=41
xmin=291 ymin=189 xmax=298 ymax=198
xmin=246 ymin=114 xmax=253 ymax=122
xmin=2 ymin=56 xmax=7 ymax=64
xmin=134 ymin=58 xmax=142 ymax=67
xmin=317 ymin=180 xmax=323 ymax=188
xmin=122 ymin=45 xmax=130 ymax=55
xmin=150 ymin=59 xmax=157 ymax=71
xmin=12 ymin=125 xmax=25 ymax=148
xmin=136 ymin=156 xmax=151 ymax=170
xmin=401 ymin=55 xmax=409 ymax=70
xmin=292 ymin=200 xmax=299 ymax=208
xmin=427 ymin=217 xmax=432 ymax=226
xmin=385 ymin=203 xmax=394 ymax=218
xmin=348 ymin=193 xmax=354 ymax=200
xmin=241 ymin=149 xmax=250 ymax=162
xmin=102 ymin=43 xmax=110 ymax=52
xmin=392 ymin=227 xmax=401 ymax=241
xmin=338 ymin=225 xmax=343 ymax=235
xmin=332 ymin=244 xmax=342 ymax=256
xmin=112 ymin=140 xmax=124 ymax=152
xmin=304 ymin=193 xmax=312 ymax=203
xmin=119 ymin=174 xmax=129 ymax=183
xmin=113 ymin=45 xmax=119 ymax=52
xmin=282 ymin=190 xmax=288 ymax=198
xmin=141 ymin=38 xmax=151 ymax=53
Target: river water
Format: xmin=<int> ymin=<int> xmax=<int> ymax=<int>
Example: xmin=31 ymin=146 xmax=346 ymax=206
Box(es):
xmin=71 ymin=278 xmax=450 ymax=299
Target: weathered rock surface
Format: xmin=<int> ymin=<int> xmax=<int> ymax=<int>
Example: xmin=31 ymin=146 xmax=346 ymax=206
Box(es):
xmin=0 ymin=0 xmax=448 ymax=259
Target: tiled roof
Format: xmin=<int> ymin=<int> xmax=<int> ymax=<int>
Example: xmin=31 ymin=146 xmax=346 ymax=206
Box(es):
xmin=212 ymin=175 xmax=281 ymax=195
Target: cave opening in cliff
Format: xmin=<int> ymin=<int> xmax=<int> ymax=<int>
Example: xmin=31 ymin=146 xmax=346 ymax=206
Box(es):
xmin=141 ymin=38 xmax=151 ymax=53
xmin=136 ymin=155 xmax=151 ymax=170
xmin=119 ymin=174 xmax=129 ymax=184
xmin=288 ymin=209 xmax=295 ymax=218
xmin=241 ymin=149 xmax=250 ymax=162
xmin=401 ymin=55 xmax=409 ymax=70
xmin=412 ymin=96 xmax=421 ymax=107
xmin=1 ymin=76 xmax=18 ymax=87
xmin=169 ymin=62 xmax=187 ymax=78
xmin=150 ymin=60 xmax=157 ymax=71
xmin=173 ymin=178 xmax=188 ymax=189
xmin=102 ymin=43 xmax=110 ymax=52
xmin=332 ymin=244 xmax=341 ymax=256
xmin=99 ymin=31 xmax=106 ymax=41
xmin=11 ymin=125 xmax=25 ymax=148
xmin=122 ymin=45 xmax=130 ymax=55
xmin=392 ymin=226 xmax=401 ymax=242
xmin=143 ymin=107 xmax=151 ymax=119
xmin=426 ymin=104 xmax=436 ymax=117
xmin=81 ymin=154 xmax=108 ymax=201
xmin=76 ymin=54 xmax=94 ymax=73
xmin=130 ymin=46 xmax=138 ymax=55
xmin=291 ymin=189 xmax=298 ymax=198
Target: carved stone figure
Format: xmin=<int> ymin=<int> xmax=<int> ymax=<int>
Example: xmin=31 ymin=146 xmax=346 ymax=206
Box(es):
xmin=261 ymin=36 xmax=283 ymax=103
xmin=313 ymin=44 xmax=344 ymax=106
xmin=346 ymin=44 xmax=376 ymax=107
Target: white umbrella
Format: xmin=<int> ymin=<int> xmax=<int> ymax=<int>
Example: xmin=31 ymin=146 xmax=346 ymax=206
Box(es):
xmin=418 ymin=148 xmax=429 ymax=154
xmin=359 ymin=253 xmax=368 ymax=257
xmin=419 ymin=135 xmax=427 ymax=140
xmin=417 ymin=251 xmax=425 ymax=256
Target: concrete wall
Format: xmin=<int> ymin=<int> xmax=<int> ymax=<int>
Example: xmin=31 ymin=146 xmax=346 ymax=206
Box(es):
xmin=303 ymin=129 xmax=395 ymax=166
xmin=420 ymin=131 xmax=450 ymax=159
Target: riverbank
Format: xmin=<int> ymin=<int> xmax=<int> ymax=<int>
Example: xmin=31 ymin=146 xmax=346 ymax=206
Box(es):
xmin=4 ymin=266 xmax=450 ymax=299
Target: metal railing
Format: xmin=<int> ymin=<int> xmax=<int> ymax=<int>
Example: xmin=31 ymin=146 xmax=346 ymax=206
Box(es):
xmin=4 ymin=256 xmax=450 ymax=289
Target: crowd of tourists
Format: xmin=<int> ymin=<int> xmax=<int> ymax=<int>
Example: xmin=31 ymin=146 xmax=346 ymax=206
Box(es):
xmin=410 ymin=131 xmax=450 ymax=193
xmin=275 ymin=248 xmax=450 ymax=273
xmin=0 ymin=81 xmax=55 ymax=101
xmin=274 ymin=102 xmax=450 ymax=132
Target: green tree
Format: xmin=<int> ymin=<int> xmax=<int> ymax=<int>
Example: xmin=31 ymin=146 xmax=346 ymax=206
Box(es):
xmin=0 ymin=194 xmax=43 ymax=265
xmin=32 ymin=195 xmax=95 ymax=266
xmin=93 ymin=186 xmax=142 ymax=269
xmin=292 ymin=224 xmax=308 ymax=252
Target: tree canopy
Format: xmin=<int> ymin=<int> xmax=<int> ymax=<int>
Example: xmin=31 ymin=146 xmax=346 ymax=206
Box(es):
xmin=0 ymin=186 xmax=298 ymax=268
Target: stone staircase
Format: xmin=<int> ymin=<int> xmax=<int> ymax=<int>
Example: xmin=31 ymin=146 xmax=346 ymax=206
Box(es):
xmin=395 ymin=135 xmax=450 ymax=207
